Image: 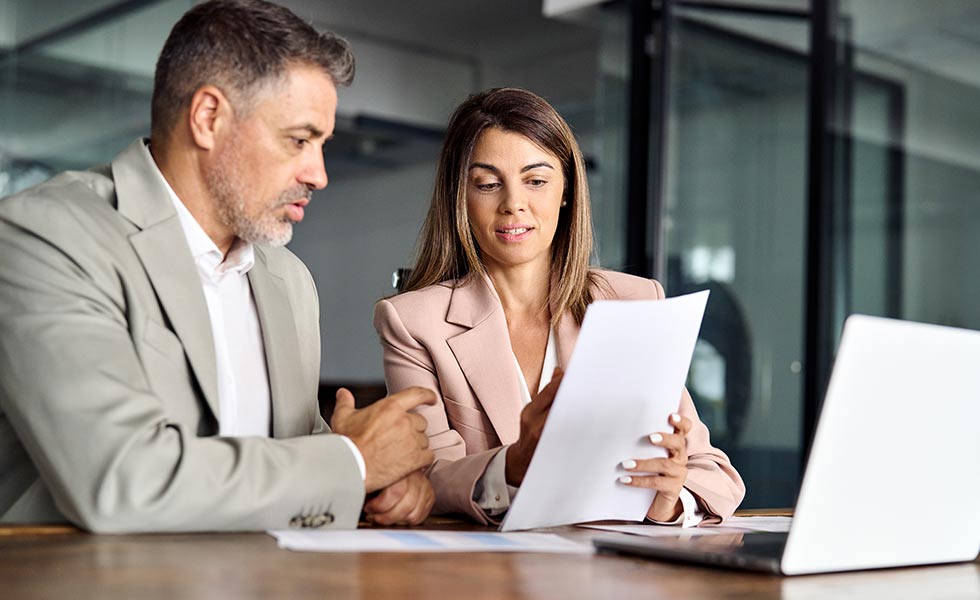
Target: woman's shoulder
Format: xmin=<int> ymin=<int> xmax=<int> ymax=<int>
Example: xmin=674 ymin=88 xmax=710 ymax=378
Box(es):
xmin=377 ymin=279 xmax=456 ymax=315
xmin=589 ymin=268 xmax=665 ymax=301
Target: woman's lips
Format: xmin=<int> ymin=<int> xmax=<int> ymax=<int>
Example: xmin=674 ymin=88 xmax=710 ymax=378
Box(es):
xmin=495 ymin=225 xmax=534 ymax=242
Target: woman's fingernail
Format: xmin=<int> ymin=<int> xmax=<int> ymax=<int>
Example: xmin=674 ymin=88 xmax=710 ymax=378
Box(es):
xmin=650 ymin=433 xmax=663 ymax=444
xmin=619 ymin=475 xmax=633 ymax=484
xmin=671 ymin=413 xmax=681 ymax=424
xmin=621 ymin=459 xmax=637 ymax=470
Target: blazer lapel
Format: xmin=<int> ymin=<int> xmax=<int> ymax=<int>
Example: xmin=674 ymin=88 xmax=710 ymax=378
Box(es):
xmin=114 ymin=139 xmax=221 ymax=421
xmin=445 ymin=276 xmax=523 ymax=445
xmin=249 ymin=250 xmax=308 ymax=438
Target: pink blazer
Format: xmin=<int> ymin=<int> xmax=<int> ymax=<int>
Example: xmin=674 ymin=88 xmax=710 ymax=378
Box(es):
xmin=374 ymin=269 xmax=745 ymax=525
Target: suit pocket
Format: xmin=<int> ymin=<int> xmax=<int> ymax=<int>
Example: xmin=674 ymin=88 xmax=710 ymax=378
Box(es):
xmin=442 ymin=395 xmax=491 ymax=433
xmin=441 ymin=395 xmax=499 ymax=453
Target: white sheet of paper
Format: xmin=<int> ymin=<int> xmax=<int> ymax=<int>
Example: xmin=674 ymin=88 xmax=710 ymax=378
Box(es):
xmin=579 ymin=516 xmax=793 ymax=538
xmin=268 ymin=530 xmax=591 ymax=554
xmin=500 ymin=291 xmax=709 ymax=532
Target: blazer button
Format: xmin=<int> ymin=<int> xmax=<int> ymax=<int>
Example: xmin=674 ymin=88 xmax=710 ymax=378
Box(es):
xmin=310 ymin=513 xmax=335 ymax=528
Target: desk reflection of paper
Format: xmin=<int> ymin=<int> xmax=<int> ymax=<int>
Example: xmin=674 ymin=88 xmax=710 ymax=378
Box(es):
xmin=269 ymin=530 xmax=591 ymax=554
xmin=580 ymin=516 xmax=793 ymax=538
xmin=500 ymin=291 xmax=709 ymax=532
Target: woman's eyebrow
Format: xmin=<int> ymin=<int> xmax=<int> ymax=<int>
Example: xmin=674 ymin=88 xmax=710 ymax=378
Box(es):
xmin=520 ymin=162 xmax=554 ymax=173
xmin=469 ymin=162 xmax=499 ymax=173
xmin=468 ymin=161 xmax=554 ymax=173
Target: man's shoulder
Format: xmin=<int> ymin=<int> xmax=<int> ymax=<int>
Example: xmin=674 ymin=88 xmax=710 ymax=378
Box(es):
xmin=590 ymin=268 xmax=664 ymax=300
xmin=0 ymin=166 xmax=116 ymax=230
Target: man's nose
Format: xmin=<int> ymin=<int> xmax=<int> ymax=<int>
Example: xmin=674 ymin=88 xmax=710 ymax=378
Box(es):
xmin=300 ymin=147 xmax=328 ymax=190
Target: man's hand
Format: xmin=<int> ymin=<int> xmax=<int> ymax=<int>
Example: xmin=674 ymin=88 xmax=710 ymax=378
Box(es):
xmin=504 ymin=368 xmax=563 ymax=487
xmin=330 ymin=386 xmax=436 ymax=493
xmin=364 ymin=470 xmax=435 ymax=526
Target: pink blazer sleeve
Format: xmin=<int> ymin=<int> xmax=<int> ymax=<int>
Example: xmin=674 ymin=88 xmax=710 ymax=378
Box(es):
xmin=374 ymin=299 xmax=501 ymax=525
xmin=650 ymin=279 xmax=746 ymax=522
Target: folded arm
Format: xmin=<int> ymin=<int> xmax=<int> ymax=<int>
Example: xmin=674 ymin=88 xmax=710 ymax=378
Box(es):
xmin=0 ymin=220 xmax=364 ymax=532
xmin=375 ymin=298 xmax=508 ymax=524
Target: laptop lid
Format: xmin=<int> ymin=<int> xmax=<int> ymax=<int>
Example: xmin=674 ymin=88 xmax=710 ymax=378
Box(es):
xmin=594 ymin=315 xmax=980 ymax=575
xmin=781 ymin=315 xmax=980 ymax=575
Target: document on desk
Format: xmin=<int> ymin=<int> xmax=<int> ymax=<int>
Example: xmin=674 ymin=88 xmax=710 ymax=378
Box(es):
xmin=268 ymin=530 xmax=591 ymax=554
xmin=500 ymin=291 xmax=709 ymax=532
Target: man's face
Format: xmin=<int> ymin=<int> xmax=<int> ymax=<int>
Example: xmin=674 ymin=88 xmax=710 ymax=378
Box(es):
xmin=205 ymin=64 xmax=337 ymax=247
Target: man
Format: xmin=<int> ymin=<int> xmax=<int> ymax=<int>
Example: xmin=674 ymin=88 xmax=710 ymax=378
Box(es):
xmin=0 ymin=0 xmax=436 ymax=532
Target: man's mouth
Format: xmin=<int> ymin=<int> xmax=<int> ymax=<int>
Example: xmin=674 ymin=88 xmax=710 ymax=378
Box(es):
xmin=283 ymin=197 xmax=309 ymax=222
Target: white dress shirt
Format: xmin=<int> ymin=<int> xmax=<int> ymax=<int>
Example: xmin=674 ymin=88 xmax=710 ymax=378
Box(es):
xmin=474 ymin=329 xmax=703 ymax=527
xmin=146 ymin=148 xmax=364 ymax=478
xmin=164 ymin=176 xmax=272 ymax=437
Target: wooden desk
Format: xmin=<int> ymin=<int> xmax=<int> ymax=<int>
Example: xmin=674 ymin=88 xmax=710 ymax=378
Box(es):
xmin=1 ymin=520 xmax=977 ymax=599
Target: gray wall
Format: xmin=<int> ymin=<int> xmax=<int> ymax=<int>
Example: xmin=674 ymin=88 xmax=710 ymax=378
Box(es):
xmin=288 ymin=161 xmax=436 ymax=383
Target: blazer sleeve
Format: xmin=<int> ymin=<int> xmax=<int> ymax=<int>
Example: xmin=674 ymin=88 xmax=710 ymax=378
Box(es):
xmin=652 ymin=277 xmax=746 ymax=522
xmin=374 ymin=298 xmax=502 ymax=525
xmin=0 ymin=217 xmax=364 ymax=533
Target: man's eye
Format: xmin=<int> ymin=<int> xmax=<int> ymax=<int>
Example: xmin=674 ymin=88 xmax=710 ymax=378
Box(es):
xmin=292 ymin=137 xmax=308 ymax=148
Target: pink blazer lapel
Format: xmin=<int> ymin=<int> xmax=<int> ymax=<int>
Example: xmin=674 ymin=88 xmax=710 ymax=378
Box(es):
xmin=445 ymin=276 xmax=523 ymax=445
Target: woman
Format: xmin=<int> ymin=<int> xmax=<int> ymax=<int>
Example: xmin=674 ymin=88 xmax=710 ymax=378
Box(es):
xmin=374 ymin=88 xmax=744 ymax=526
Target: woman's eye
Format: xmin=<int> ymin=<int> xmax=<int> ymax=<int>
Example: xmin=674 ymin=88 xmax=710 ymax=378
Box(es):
xmin=527 ymin=179 xmax=547 ymax=188
xmin=475 ymin=182 xmax=500 ymax=191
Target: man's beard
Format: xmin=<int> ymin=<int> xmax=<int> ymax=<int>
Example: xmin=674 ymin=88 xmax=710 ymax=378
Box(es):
xmin=205 ymin=142 xmax=312 ymax=247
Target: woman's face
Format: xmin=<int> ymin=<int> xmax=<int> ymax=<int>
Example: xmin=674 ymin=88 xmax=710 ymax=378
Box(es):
xmin=465 ymin=127 xmax=566 ymax=276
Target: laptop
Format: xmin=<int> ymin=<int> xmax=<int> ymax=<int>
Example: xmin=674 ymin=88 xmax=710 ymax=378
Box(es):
xmin=594 ymin=314 xmax=980 ymax=575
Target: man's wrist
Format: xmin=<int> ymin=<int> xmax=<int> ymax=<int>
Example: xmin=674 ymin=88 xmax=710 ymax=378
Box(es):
xmin=336 ymin=435 xmax=366 ymax=482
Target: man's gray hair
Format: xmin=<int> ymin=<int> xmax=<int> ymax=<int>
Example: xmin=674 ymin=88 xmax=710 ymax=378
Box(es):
xmin=151 ymin=0 xmax=354 ymax=138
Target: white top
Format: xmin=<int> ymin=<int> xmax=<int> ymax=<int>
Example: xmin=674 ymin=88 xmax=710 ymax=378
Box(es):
xmin=144 ymin=147 xmax=364 ymax=477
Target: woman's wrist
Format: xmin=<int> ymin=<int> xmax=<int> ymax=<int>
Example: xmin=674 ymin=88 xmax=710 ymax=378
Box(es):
xmin=647 ymin=493 xmax=683 ymax=522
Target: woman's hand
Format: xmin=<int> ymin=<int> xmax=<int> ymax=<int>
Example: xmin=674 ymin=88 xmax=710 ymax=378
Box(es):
xmin=619 ymin=412 xmax=692 ymax=522
xmin=504 ymin=368 xmax=563 ymax=486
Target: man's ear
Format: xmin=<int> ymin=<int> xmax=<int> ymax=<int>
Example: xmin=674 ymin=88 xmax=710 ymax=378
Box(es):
xmin=187 ymin=85 xmax=231 ymax=151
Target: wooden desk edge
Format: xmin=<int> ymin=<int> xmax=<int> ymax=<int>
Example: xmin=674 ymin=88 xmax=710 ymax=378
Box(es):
xmin=0 ymin=510 xmax=794 ymax=537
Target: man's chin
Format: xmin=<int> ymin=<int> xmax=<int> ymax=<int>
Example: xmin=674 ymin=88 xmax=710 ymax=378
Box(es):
xmin=239 ymin=224 xmax=293 ymax=247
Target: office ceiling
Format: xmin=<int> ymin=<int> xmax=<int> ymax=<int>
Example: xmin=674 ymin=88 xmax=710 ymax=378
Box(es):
xmin=284 ymin=0 xmax=590 ymax=62
xmin=3 ymin=0 xmax=980 ymax=178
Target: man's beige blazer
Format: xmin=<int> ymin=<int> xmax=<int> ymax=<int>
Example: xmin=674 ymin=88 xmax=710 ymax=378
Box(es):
xmin=375 ymin=270 xmax=746 ymax=525
xmin=0 ymin=139 xmax=364 ymax=532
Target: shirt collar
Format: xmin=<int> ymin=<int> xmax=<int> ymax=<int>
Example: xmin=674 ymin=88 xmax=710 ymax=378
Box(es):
xmin=144 ymin=144 xmax=256 ymax=278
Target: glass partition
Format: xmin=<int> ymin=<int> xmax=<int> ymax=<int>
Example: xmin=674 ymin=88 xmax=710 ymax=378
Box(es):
xmin=838 ymin=0 xmax=980 ymax=330
xmin=662 ymin=5 xmax=811 ymax=508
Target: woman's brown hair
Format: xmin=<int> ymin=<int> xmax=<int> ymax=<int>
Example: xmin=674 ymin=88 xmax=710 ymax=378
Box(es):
xmin=402 ymin=87 xmax=600 ymax=327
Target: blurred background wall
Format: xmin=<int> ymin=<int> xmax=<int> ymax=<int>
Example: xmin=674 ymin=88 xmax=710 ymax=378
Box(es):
xmin=3 ymin=0 xmax=979 ymax=508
